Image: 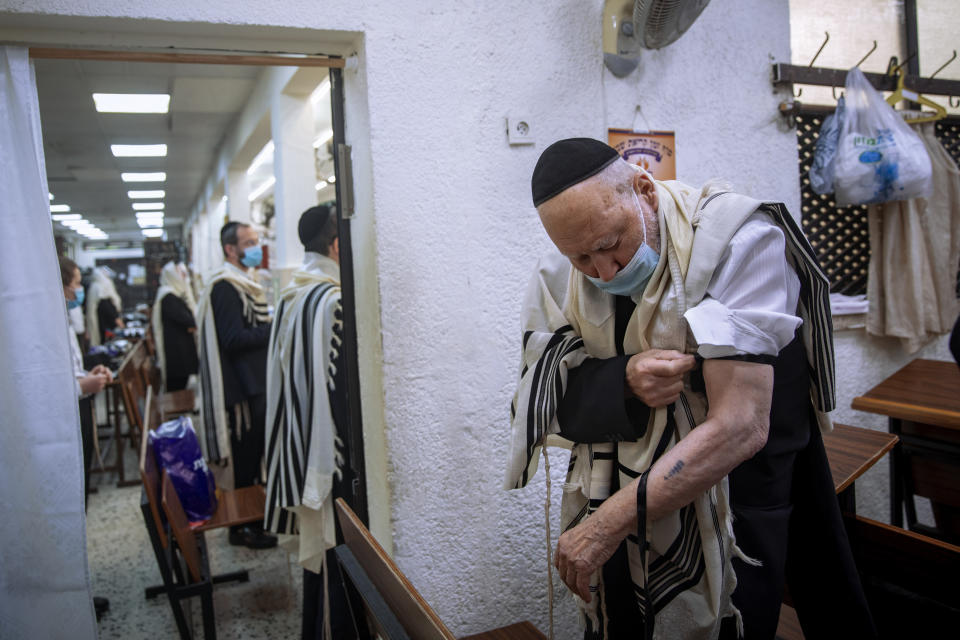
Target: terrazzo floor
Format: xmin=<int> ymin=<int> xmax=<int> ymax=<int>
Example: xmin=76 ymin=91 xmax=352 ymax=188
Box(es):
xmin=86 ymin=441 xmax=302 ymax=639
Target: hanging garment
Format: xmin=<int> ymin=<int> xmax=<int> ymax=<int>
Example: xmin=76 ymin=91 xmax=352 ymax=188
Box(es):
xmin=0 ymin=45 xmax=97 ymax=639
xmin=867 ymin=120 xmax=960 ymax=352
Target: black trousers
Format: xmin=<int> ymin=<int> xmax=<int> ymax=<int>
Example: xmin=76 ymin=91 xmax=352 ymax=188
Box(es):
xmin=166 ymin=375 xmax=189 ymax=392
xmin=302 ymin=549 xmax=362 ymax=640
xmin=726 ymin=337 xmax=876 ymax=639
xmin=79 ymin=396 xmax=95 ymax=510
xmin=228 ymin=394 xmax=266 ymax=490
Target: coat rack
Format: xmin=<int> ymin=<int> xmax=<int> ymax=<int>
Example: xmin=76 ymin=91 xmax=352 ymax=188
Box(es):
xmin=772 ymin=59 xmax=960 ymax=100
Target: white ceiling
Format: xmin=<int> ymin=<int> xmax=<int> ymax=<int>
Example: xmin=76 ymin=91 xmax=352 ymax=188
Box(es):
xmin=35 ymin=58 xmax=261 ymax=240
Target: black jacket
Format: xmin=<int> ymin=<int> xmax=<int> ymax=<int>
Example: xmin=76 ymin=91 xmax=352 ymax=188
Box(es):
xmin=160 ymin=293 xmax=199 ymax=383
xmin=97 ymin=298 xmax=120 ymax=343
xmin=211 ymin=280 xmax=271 ymax=406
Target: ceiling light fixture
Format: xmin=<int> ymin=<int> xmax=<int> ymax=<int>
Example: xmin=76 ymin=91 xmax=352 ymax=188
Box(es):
xmin=92 ymin=93 xmax=170 ymax=114
xmin=48 ymin=193 xmax=54 ymax=201
xmin=53 ymin=214 xmax=82 ymax=221
xmin=132 ymin=202 xmax=165 ymax=211
xmin=128 ymin=190 xmax=166 ymax=199
xmin=312 ymin=129 xmax=334 ymax=149
xmin=142 ymin=229 xmax=164 ymax=238
xmin=246 ymin=141 xmax=274 ymax=176
xmin=111 ymin=144 xmax=168 ymax=157
xmin=121 ymin=172 xmax=166 ymax=183
xmin=50 ymin=204 xmax=71 ymax=213
xmin=327 ymin=175 xmax=336 ymax=184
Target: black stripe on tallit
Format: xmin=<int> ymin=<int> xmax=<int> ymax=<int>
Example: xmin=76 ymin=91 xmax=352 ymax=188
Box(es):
xmin=520 ymin=325 xmax=583 ymax=487
xmin=760 ymin=202 xmax=836 ymax=412
xmin=198 ymin=330 xmax=221 ymax=461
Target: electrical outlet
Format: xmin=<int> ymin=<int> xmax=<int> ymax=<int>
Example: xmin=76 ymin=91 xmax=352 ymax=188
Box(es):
xmin=507 ymin=117 xmax=535 ymax=145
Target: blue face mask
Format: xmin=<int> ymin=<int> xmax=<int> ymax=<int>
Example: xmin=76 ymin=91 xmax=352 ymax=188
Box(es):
xmin=67 ymin=287 xmax=84 ymax=309
xmin=240 ymin=245 xmax=263 ymax=268
xmin=586 ymin=195 xmax=659 ymax=297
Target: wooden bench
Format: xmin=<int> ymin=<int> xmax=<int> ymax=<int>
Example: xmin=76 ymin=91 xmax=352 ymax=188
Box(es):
xmin=139 ymin=387 xmax=266 ymax=640
xmin=334 ymin=498 xmax=546 ymax=640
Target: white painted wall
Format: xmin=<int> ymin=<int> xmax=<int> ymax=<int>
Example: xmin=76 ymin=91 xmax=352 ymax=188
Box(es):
xmin=13 ymin=1 xmax=951 ymax=637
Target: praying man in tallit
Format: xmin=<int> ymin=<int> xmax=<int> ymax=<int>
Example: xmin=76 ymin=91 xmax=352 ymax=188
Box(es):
xmin=85 ymin=266 xmax=124 ymax=346
xmin=505 ymin=139 xmax=876 ymax=640
xmin=196 ymin=221 xmax=276 ymax=549
xmin=264 ymin=204 xmax=353 ymax=640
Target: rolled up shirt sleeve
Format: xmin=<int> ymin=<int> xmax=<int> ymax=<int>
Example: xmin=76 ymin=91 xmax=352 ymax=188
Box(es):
xmin=683 ymin=212 xmax=802 ymax=359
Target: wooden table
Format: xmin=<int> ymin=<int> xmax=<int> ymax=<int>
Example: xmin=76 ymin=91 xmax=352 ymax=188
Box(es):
xmin=823 ymin=422 xmax=899 ymax=512
xmin=852 ymin=358 xmax=960 ymax=529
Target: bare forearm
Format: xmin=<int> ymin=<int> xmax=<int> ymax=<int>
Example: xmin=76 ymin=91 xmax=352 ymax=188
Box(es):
xmin=593 ymin=414 xmax=759 ymax=538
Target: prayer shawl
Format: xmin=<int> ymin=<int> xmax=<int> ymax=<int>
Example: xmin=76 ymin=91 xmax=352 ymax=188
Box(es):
xmin=505 ymin=178 xmax=835 ymax=639
xmin=264 ymin=253 xmax=344 ymax=573
xmin=86 ymin=267 xmax=122 ymax=346
xmin=196 ymin=262 xmax=270 ymax=463
xmin=151 ymin=261 xmax=196 ymax=389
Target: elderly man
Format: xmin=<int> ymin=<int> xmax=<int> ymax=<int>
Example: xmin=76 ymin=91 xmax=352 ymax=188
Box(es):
xmin=505 ymin=139 xmax=874 ymax=639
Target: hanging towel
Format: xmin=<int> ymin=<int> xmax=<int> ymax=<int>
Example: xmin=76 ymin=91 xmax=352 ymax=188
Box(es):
xmin=867 ymin=119 xmax=960 ymax=352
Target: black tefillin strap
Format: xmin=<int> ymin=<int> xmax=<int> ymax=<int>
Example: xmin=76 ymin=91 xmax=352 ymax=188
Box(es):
xmin=636 ymin=406 xmax=677 ymax=640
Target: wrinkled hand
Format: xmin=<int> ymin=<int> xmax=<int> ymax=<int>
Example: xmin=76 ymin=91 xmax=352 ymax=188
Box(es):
xmin=555 ymin=510 xmax=625 ymax=602
xmin=625 ymin=349 xmax=696 ymax=407
xmin=89 ymin=364 xmax=113 ymax=383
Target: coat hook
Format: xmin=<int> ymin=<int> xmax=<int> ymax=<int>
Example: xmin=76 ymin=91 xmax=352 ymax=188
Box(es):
xmin=892 ymin=51 xmax=918 ymax=75
xmin=950 ymin=96 xmax=960 ymax=108
xmin=832 ymin=85 xmax=843 ymax=101
xmin=930 ymin=50 xmax=957 ymax=79
xmin=855 ymin=41 xmax=878 ymax=68
xmin=795 ymin=31 xmax=830 ymax=98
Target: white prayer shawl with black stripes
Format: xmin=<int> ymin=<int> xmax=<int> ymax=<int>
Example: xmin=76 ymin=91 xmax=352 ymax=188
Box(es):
xmin=505 ymin=180 xmax=835 ymax=639
xmin=151 ymin=261 xmax=196 ymax=390
xmin=264 ymin=253 xmax=343 ymax=573
xmin=86 ymin=267 xmax=123 ymax=346
xmin=195 ymin=262 xmax=270 ymax=464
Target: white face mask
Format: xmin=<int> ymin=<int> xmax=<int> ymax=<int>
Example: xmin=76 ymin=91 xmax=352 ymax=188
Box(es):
xmin=585 ymin=194 xmax=659 ymax=297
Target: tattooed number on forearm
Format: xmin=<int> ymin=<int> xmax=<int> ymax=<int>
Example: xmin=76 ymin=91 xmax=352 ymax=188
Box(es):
xmin=664 ymin=460 xmax=684 ymax=480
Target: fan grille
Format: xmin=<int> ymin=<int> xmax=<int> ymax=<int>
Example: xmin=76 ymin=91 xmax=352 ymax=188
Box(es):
xmin=635 ymin=0 xmax=710 ymax=49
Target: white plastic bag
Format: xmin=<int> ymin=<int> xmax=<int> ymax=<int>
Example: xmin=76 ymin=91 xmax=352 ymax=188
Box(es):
xmin=834 ymin=67 xmax=932 ymax=206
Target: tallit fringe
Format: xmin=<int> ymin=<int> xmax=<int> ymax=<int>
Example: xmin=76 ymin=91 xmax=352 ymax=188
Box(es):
xmin=543 ymin=445 xmax=555 ymax=640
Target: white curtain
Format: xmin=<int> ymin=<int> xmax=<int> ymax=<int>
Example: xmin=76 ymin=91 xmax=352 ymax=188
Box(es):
xmin=0 ymin=47 xmax=97 ymax=638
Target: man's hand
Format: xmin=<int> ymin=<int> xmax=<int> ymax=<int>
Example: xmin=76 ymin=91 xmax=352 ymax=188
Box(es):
xmin=625 ymin=349 xmax=696 ymax=407
xmin=89 ymin=364 xmax=113 ymax=383
xmin=555 ymin=499 xmax=632 ymax=602
xmin=79 ymin=373 xmax=109 ymax=395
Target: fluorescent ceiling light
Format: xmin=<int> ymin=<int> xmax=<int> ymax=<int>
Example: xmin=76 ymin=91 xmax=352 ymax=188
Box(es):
xmin=136 ymin=215 xmax=164 ymax=222
xmin=135 ymin=210 xmax=164 ymax=217
xmin=132 ymin=202 xmax=164 ymax=211
xmin=312 ymin=129 xmax=334 ymax=149
xmin=247 ymin=176 xmax=276 ymax=202
xmin=53 ymin=214 xmax=82 ymax=221
xmin=327 ymin=175 xmax=336 ymax=184
xmin=121 ymin=172 xmax=166 ymax=183
xmin=315 ymin=181 xmax=326 ymax=191
xmin=128 ymin=190 xmax=166 ymax=199
xmin=93 ymin=93 xmax=170 ymax=114
xmin=246 ymin=141 xmax=274 ymax=176
xmin=48 ymin=193 xmax=54 ymax=201
xmin=142 ymin=228 xmax=164 ymax=237
xmin=50 ymin=204 xmax=71 ymax=213
xmin=310 ymin=77 xmax=331 ymax=105
xmin=111 ymin=144 xmax=168 ymax=157
xmin=138 ymin=220 xmax=163 ymax=228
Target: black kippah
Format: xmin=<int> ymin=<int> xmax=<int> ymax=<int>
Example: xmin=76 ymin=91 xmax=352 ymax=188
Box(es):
xmin=531 ymin=138 xmax=620 ymax=207
xmin=298 ymin=204 xmax=332 ymax=246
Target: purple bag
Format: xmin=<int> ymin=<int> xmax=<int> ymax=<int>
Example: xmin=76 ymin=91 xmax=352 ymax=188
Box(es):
xmin=149 ymin=416 xmax=218 ymax=522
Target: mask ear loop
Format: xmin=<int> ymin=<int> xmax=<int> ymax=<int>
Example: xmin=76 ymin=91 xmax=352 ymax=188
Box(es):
xmin=634 ymin=191 xmax=649 ymax=247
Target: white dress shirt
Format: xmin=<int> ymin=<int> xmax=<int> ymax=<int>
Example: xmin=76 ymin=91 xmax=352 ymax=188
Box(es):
xmin=684 ymin=212 xmax=803 ymax=358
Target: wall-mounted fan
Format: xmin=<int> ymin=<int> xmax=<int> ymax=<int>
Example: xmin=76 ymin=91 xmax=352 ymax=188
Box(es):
xmin=602 ymin=0 xmax=712 ymax=77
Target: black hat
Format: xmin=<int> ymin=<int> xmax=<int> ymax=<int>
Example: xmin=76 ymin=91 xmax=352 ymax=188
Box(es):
xmin=531 ymin=138 xmax=620 ymax=207
xmin=298 ymin=204 xmax=333 ymax=247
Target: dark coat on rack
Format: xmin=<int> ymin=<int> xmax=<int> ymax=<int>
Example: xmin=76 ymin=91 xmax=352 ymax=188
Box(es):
xmin=160 ymin=293 xmax=199 ymax=385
